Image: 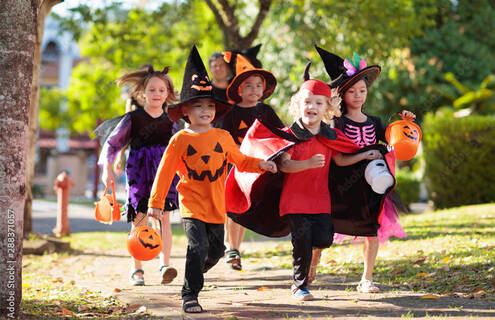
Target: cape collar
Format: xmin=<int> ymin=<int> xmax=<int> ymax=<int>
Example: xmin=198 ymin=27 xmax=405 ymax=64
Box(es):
xmin=289 ymin=118 xmax=337 ymax=141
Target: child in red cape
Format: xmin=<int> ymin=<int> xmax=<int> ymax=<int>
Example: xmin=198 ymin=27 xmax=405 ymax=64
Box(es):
xmin=225 ymin=79 xmax=385 ymax=300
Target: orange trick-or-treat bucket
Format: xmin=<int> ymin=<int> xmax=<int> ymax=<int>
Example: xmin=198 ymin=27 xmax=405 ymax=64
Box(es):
xmin=94 ymin=181 xmax=121 ymax=224
xmin=127 ymin=226 xmax=162 ymax=261
xmin=385 ymin=115 xmax=422 ymax=161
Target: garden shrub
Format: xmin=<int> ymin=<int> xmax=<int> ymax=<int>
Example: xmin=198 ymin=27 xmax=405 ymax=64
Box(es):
xmin=423 ymin=113 xmax=495 ymax=208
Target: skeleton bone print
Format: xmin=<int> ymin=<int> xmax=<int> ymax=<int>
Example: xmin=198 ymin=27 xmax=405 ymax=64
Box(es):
xmin=343 ymin=123 xmax=377 ymax=147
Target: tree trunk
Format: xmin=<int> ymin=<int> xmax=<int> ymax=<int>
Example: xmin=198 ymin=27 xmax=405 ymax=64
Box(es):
xmin=205 ymin=0 xmax=272 ymax=50
xmin=24 ymin=0 xmax=63 ymax=236
xmin=0 ymin=0 xmax=39 ymax=317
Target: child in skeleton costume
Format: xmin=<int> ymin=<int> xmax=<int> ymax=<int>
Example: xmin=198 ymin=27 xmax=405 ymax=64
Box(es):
xmin=96 ymin=66 xmax=180 ymax=286
xmin=147 ymin=46 xmax=277 ymax=313
xmin=309 ymin=45 xmax=415 ymax=293
xmin=217 ymin=50 xmax=284 ymax=271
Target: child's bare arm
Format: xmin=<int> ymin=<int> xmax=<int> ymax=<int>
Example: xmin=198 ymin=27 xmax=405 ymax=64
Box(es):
xmin=279 ymin=152 xmax=325 ymax=173
xmin=332 ymin=149 xmax=382 ymax=166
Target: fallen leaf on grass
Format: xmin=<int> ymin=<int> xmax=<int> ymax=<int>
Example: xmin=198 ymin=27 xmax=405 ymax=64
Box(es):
xmin=470 ymin=288 xmax=485 ymax=294
xmin=420 ymin=294 xmax=440 ymax=299
xmin=413 ymin=257 xmax=426 ymax=266
xmin=257 ymin=286 xmax=270 ymax=291
xmin=61 ymin=307 xmax=73 ymax=315
xmin=113 ymin=288 xmax=121 ymax=293
xmin=127 ymin=304 xmax=142 ymax=312
xmin=324 ymin=259 xmax=337 ymax=264
xmin=442 ymin=256 xmax=451 ymax=263
xmin=349 ymin=298 xmax=359 ymax=303
xmin=392 ymin=269 xmax=404 ymax=274
xmin=415 ymin=272 xmax=428 ymax=278
xmin=77 ymin=305 xmax=90 ymax=312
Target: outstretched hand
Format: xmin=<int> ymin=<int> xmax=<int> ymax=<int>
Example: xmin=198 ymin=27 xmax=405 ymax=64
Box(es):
xmin=260 ymin=160 xmax=277 ymax=173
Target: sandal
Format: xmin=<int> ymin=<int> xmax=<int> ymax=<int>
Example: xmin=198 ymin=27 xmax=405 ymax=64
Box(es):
xmin=225 ymin=249 xmax=242 ymax=271
xmin=159 ymin=265 xmax=177 ymax=285
xmin=182 ymin=299 xmax=203 ymax=313
xmin=129 ymin=269 xmax=145 ymax=286
xmin=357 ymin=279 xmax=380 ymax=293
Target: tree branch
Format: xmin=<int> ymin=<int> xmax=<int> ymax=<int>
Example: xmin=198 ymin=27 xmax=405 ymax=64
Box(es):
xmin=242 ymin=0 xmax=272 ymax=48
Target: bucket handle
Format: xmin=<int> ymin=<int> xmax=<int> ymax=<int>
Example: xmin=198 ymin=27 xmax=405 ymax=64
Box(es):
xmin=387 ymin=112 xmax=422 ymax=129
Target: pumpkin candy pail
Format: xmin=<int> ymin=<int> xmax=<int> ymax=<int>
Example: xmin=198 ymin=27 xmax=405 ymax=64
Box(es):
xmin=385 ymin=114 xmax=422 ymax=161
xmin=127 ymin=226 xmax=163 ymax=261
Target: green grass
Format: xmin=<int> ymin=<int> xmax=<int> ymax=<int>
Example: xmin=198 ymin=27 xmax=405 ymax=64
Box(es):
xmin=246 ymin=203 xmax=495 ymax=300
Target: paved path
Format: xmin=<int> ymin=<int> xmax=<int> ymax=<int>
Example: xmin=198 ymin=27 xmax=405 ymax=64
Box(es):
xmin=47 ymin=243 xmax=495 ymax=319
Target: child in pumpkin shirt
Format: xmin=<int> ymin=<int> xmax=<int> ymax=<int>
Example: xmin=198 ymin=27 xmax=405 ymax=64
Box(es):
xmin=147 ymin=46 xmax=276 ymax=314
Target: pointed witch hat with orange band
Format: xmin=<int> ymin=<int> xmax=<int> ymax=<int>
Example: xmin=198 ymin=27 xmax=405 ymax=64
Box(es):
xmin=226 ymin=54 xmax=277 ymax=104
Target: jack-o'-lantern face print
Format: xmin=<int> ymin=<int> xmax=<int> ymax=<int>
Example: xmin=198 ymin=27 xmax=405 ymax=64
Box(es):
xmin=183 ymin=141 xmax=227 ymax=182
xmin=191 ymin=74 xmax=213 ymax=91
xmin=402 ymin=125 xmax=419 ymax=140
xmin=127 ymin=226 xmax=162 ymax=261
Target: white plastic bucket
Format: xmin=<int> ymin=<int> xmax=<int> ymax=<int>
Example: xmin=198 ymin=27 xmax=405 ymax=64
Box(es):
xmin=365 ymin=159 xmax=394 ymax=194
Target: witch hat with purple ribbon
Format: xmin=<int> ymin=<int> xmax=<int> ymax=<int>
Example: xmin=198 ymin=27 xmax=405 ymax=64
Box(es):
xmin=312 ymin=45 xmax=381 ymax=94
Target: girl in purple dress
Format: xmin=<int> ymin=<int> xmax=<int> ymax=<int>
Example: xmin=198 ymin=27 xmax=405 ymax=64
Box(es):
xmin=98 ymin=66 xmax=180 ymax=286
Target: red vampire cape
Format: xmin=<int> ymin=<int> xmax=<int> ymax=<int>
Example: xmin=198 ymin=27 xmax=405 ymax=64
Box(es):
xmin=225 ymin=119 xmax=396 ymax=237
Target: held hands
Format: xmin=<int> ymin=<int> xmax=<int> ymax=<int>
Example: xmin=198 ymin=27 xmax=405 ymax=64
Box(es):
xmin=400 ymin=110 xmax=416 ymax=121
xmin=308 ymin=154 xmax=326 ymax=169
xmin=259 ymin=160 xmax=278 ymax=173
xmin=147 ymin=207 xmax=162 ymax=219
xmin=364 ymin=150 xmax=383 ymax=160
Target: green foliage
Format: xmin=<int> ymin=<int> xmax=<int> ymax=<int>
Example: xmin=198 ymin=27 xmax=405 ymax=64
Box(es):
xmin=374 ymin=0 xmax=495 ymax=121
xmin=423 ymin=112 xmax=495 ymax=208
xmin=258 ymin=0 xmax=438 ymax=121
xmin=442 ymin=73 xmax=495 ymax=115
xmin=53 ymin=0 xmax=439 ymax=130
xmin=65 ymin=62 xmax=122 ymax=134
xmin=39 ymin=87 xmax=69 ymax=131
xmin=56 ymin=1 xmax=224 ymax=133
xmin=395 ymin=170 xmax=421 ymax=208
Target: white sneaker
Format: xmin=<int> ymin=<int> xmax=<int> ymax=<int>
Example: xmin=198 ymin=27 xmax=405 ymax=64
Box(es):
xmin=357 ymin=279 xmax=380 ymax=293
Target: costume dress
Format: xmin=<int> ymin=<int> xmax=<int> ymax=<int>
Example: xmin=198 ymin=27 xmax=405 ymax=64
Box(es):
xmin=333 ymin=114 xmax=407 ymax=242
xmin=225 ymin=119 xmax=396 ymax=238
xmin=97 ymin=108 xmax=179 ymax=222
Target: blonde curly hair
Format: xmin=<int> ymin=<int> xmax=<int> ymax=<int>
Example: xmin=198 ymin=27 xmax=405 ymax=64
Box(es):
xmin=288 ymin=87 xmax=342 ymax=123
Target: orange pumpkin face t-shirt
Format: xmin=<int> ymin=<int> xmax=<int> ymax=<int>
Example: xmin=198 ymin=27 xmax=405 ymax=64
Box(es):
xmin=149 ymin=128 xmax=263 ymax=224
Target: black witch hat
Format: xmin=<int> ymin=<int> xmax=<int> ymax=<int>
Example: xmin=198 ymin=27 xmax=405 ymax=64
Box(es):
xmin=168 ymin=45 xmax=232 ymax=123
xmin=312 ymin=45 xmax=381 ymax=94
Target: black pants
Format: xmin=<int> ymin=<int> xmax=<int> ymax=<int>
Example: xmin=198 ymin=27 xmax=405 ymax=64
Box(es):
xmin=181 ymin=218 xmax=226 ymax=302
xmin=287 ymin=213 xmax=334 ymax=289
